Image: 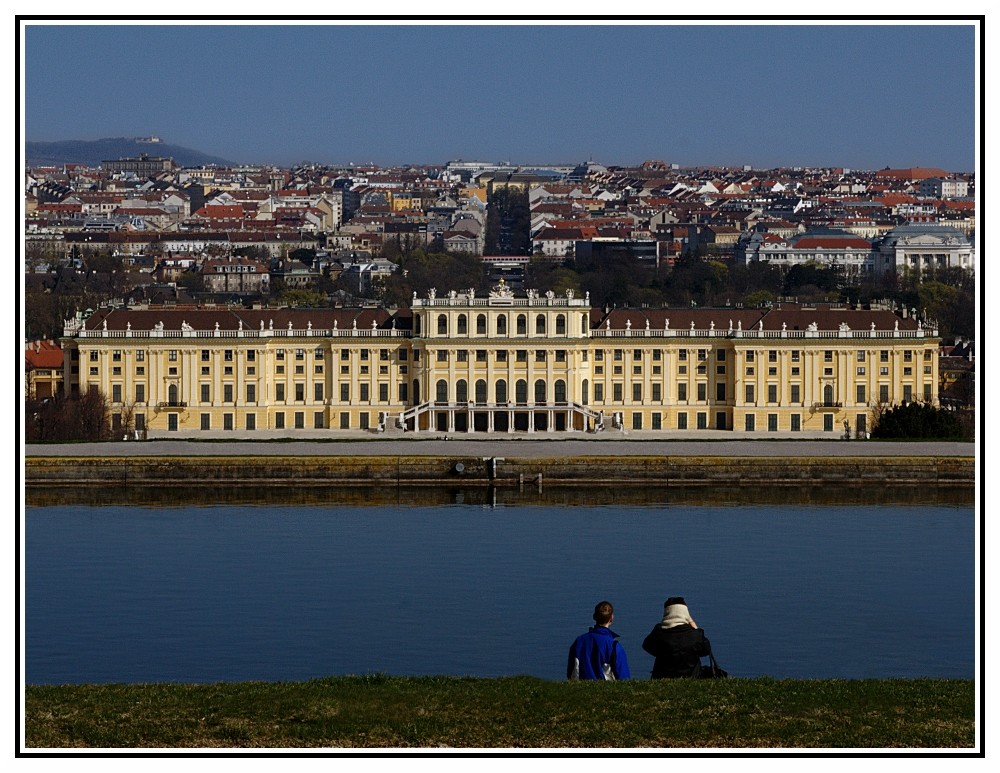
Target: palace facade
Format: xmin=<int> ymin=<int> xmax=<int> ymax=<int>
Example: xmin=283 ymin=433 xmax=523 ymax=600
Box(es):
xmin=59 ymin=283 xmax=939 ymax=437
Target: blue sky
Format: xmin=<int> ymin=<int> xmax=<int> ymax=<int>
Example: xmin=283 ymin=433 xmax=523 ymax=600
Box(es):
xmin=23 ymin=21 xmax=977 ymax=171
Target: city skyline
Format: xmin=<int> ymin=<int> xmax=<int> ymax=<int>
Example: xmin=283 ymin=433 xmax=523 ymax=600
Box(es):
xmin=23 ymin=20 xmax=978 ymax=172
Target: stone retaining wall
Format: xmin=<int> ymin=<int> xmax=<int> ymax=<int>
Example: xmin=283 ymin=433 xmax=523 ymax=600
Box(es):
xmin=25 ymin=455 xmax=974 ymax=487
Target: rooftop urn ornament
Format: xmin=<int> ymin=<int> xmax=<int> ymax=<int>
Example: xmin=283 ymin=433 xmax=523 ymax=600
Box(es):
xmin=428 ymin=288 xmax=437 ymax=300
xmin=154 ymin=321 xmax=164 ymax=331
xmin=545 ymin=289 xmax=555 ymax=300
xmin=690 ymin=321 xmax=695 ymax=331
xmin=288 ymin=321 xmax=293 ymax=331
xmin=782 ymin=322 xmax=787 ymax=331
xmin=566 ymin=289 xmax=575 ymax=300
xmin=307 ymin=321 xmax=312 ymax=331
xmin=372 ymin=319 xmax=377 ymax=330
xmin=585 ymin=291 xmax=590 ymax=302
xmin=467 ymin=287 xmax=475 ymax=299
xmin=871 ymin=322 xmax=876 ymax=331
xmin=215 ymin=322 xmax=220 ymax=331
xmin=269 ymin=319 xmax=274 ymax=330
xmin=710 ymin=320 xmax=715 ymax=331
xmin=626 ymin=319 xmax=632 ymax=330
xmin=413 ymin=291 xmax=418 ymax=301
xmin=807 ymin=321 xmax=818 ymax=332
xmin=449 ymin=289 xmax=457 ymax=299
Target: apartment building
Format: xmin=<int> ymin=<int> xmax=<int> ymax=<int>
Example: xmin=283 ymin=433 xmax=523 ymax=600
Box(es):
xmin=60 ymin=284 xmax=939 ymax=438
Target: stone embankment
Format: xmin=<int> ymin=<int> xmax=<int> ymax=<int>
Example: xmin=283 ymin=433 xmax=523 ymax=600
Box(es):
xmin=24 ymin=454 xmax=974 ymax=487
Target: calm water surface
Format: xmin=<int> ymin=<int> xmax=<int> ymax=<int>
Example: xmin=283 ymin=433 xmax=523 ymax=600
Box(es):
xmin=25 ymin=501 xmax=974 ymax=684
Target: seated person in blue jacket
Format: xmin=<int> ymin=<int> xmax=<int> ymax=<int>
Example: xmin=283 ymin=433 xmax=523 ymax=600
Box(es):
xmin=641 ymin=596 xmax=713 ymax=678
xmin=567 ymin=600 xmax=631 ymax=680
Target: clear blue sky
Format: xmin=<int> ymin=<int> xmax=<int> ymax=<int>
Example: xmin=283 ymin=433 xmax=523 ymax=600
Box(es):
xmin=23 ymin=21 xmax=977 ymax=171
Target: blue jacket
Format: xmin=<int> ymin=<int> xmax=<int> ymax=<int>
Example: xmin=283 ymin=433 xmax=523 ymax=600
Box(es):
xmin=567 ymin=626 xmax=631 ymax=680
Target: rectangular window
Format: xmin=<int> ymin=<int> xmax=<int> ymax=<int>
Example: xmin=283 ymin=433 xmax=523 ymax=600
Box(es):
xmin=275 ymin=412 xmax=285 ymax=429
xmin=360 ymin=384 xmax=370 ymax=401
xmin=613 ymin=383 xmax=623 ymax=401
xmin=677 ymin=412 xmax=688 ymax=429
xmin=768 ymin=413 xmax=778 ymax=431
xmin=276 ymin=383 xmax=285 ymax=401
xmin=135 ymin=384 xmax=145 ymax=402
xmin=614 ymin=350 xmax=623 ymax=361
xmin=200 ymin=413 xmax=210 ymax=430
xmin=398 ymin=383 xmax=408 ymax=402
xmin=496 ymin=351 xmax=508 ymax=362
xmin=477 ymin=350 xmax=487 ymax=362
xmin=745 ymin=351 xmax=755 ymax=362
xmin=535 ymin=351 xmax=546 ymax=362
xmin=791 ymin=414 xmax=801 ymax=432
xmin=315 ymin=383 xmax=324 ymax=401
xmin=790 ymin=384 xmax=800 ymax=403
xmin=652 ymin=383 xmax=662 ymax=401
xmin=768 ymin=384 xmax=778 ymax=403
xmin=791 ymin=351 xmax=800 ymax=362
xmin=340 ymin=413 xmax=350 ymax=429
xmin=904 ymin=351 xmax=913 ymax=362
xmin=857 ymin=350 xmax=866 ymax=362
xmin=632 ymin=413 xmax=642 ymax=430
xmin=247 ymin=384 xmax=256 ymax=403
xmin=745 ymin=384 xmax=755 ymax=403
xmin=168 ymin=350 xmax=177 ymax=362
xmin=856 ymin=385 xmax=866 ymax=404
xmin=246 ymin=414 xmax=256 ymax=430
xmin=296 ymin=349 xmax=305 ymax=361
xmin=112 ymin=384 xmax=122 ymax=403
xmin=295 ymin=412 xmax=305 ymax=429
xmin=135 ymin=414 xmax=145 ymax=431
xmin=224 ymin=384 xmax=233 ymax=403
xmin=632 ymin=383 xmax=642 ymax=401
xmin=516 ymin=350 xmax=527 ymax=362
xmin=652 ymin=412 xmax=662 ymax=430
xmin=678 ymin=383 xmax=687 ymax=401
xmin=697 ymin=349 xmax=707 ymax=361
xmin=879 ymin=384 xmax=889 ymax=403
xmin=457 ymin=350 xmax=468 ymax=362
xmin=136 ymin=351 xmax=144 ymax=362
xmin=201 ymin=384 xmax=210 ymax=403
xmin=594 ymin=383 xmax=604 ymax=401
xmin=379 ymin=383 xmax=389 ymax=402
xmin=824 ymin=350 xmax=833 ymax=362
xmin=678 ymin=350 xmax=687 ymax=361
xmin=697 ymin=383 xmax=707 ymax=401
xmin=857 ymin=367 xmax=866 ymax=375
xmin=903 ymin=385 xmax=913 ymax=402
xmin=880 ymin=350 xmax=889 ymax=362
xmin=745 ymin=414 xmax=755 ymax=431
xmin=277 ymin=349 xmax=286 ymax=361
xmin=112 ymin=350 xmax=121 ymax=362
xmin=224 ymin=413 xmax=233 ymax=431
xmin=295 ymin=384 xmax=305 ymax=401
xmin=769 ymin=350 xmax=778 ymax=363
xmin=340 ymin=383 xmax=349 ymax=402
xmin=314 ymin=412 xmax=324 ymax=429
xmin=224 ymin=350 xmax=233 ymax=362
xmin=716 ymin=383 xmax=726 ymax=401
xmin=696 ymin=412 xmax=707 ymax=429
xmin=247 ymin=350 xmax=256 ymax=362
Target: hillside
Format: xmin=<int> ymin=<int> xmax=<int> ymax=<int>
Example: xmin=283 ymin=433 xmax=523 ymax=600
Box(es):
xmin=25 ymin=137 xmax=234 ymax=168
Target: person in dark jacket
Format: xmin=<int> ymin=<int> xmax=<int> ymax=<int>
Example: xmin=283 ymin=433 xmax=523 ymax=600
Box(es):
xmin=641 ymin=597 xmax=713 ymax=678
xmin=567 ymin=600 xmax=631 ymax=680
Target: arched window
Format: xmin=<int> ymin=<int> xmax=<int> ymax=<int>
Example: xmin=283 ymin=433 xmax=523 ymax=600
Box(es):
xmin=437 ymin=314 xmax=448 ymax=335
xmin=495 ymin=379 xmax=508 ymax=404
xmin=168 ymin=384 xmax=179 ymax=405
xmin=413 ymin=379 xmax=420 ymax=404
xmin=824 ymin=384 xmax=834 ymax=405
xmin=476 ymin=314 xmax=487 ymax=335
xmin=581 ymin=313 xmax=589 ymax=332
xmin=516 ymin=314 xmax=527 ymax=335
xmin=582 ymin=379 xmax=589 ymax=405
xmin=497 ymin=314 xmax=507 ymax=335
xmin=554 ymin=379 xmax=567 ymax=403
xmin=457 ymin=314 xmax=467 ymax=335
xmin=414 ymin=315 xmax=422 ymax=335
xmin=516 ymin=379 xmax=528 ymax=404
xmin=475 ymin=379 xmax=487 ymax=404
xmin=535 ymin=314 xmax=546 ymax=334
xmin=436 ymin=380 xmax=448 ymax=403
xmin=456 ymin=379 xmax=468 ymax=403
xmin=556 ymin=314 xmax=566 ymax=335
xmin=535 ymin=379 xmax=547 ymax=403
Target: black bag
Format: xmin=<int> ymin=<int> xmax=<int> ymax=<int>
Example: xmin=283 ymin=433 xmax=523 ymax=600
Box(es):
xmin=697 ymin=653 xmax=728 ymax=679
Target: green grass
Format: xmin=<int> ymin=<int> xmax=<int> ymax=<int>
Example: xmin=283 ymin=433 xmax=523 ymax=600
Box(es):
xmin=24 ymin=676 xmax=975 ymax=749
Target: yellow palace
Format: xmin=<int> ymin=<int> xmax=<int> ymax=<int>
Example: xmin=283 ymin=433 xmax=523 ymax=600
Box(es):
xmin=60 ymin=282 xmax=939 ymax=437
